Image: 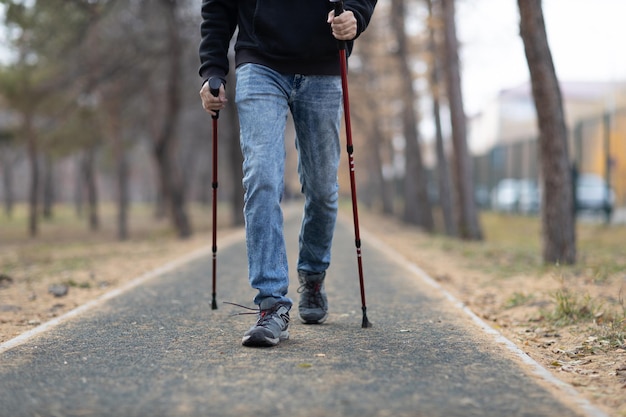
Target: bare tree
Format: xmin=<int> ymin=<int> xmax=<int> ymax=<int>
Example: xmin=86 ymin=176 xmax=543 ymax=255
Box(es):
xmin=0 ymin=0 xmax=116 ymax=235
xmin=0 ymin=140 xmax=19 ymax=218
xmin=518 ymin=0 xmax=575 ymax=264
xmin=0 ymin=0 xmax=209 ymax=239
xmin=0 ymin=60 xmax=45 ymax=236
xmin=349 ymin=14 xmax=394 ymax=215
xmin=151 ymin=0 xmax=192 ymax=238
xmin=390 ymin=0 xmax=434 ymax=232
xmin=103 ymin=81 xmax=129 ymax=240
xmin=84 ymin=1 xmax=137 ymax=241
xmin=41 ymin=152 xmax=54 ymax=219
xmin=426 ymin=0 xmax=456 ymax=236
xmin=82 ymin=142 xmax=100 ymax=231
xmin=440 ymin=0 xmax=483 ymax=240
xmin=23 ymin=107 xmax=39 ymax=236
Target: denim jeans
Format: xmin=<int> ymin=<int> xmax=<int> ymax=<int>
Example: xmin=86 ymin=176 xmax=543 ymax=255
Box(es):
xmin=235 ymin=63 xmax=343 ymax=308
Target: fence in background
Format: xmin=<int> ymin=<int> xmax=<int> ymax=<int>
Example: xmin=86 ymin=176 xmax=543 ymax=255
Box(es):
xmin=472 ymin=107 xmax=626 ymax=208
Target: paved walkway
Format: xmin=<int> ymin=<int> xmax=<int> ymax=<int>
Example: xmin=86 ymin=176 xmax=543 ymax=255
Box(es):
xmin=0 ymin=206 xmax=606 ymax=417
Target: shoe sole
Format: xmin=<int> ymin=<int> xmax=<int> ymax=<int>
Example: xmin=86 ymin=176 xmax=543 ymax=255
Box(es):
xmin=298 ymin=312 xmax=328 ymax=325
xmin=242 ymin=330 xmax=289 ymax=347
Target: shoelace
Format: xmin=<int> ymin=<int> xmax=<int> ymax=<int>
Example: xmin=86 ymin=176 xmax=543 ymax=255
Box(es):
xmin=297 ymin=282 xmax=324 ymax=307
xmin=223 ymin=301 xmax=259 ymax=317
xmin=223 ymin=301 xmax=281 ymax=326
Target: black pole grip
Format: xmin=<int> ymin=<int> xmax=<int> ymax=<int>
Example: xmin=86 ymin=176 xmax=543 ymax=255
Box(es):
xmin=208 ymin=77 xmax=222 ymax=119
xmin=208 ymin=77 xmax=221 ymax=97
xmin=331 ymin=0 xmax=344 ymax=16
xmin=329 ymin=0 xmax=347 ymax=50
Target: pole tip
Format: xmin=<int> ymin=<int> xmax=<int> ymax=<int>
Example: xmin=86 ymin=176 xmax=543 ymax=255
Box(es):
xmin=361 ymin=307 xmax=372 ymax=328
xmin=211 ymin=296 xmax=218 ymax=310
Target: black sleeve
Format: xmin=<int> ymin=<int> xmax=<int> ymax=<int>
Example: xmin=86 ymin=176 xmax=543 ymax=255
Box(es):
xmin=344 ymin=0 xmax=377 ymax=39
xmin=199 ymin=0 xmax=238 ymax=84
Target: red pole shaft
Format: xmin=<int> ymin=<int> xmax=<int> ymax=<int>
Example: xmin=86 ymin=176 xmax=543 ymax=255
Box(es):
xmin=208 ymin=77 xmax=222 ymax=311
xmin=338 ymin=49 xmax=371 ymax=328
xmin=211 ymin=117 xmax=218 ymax=309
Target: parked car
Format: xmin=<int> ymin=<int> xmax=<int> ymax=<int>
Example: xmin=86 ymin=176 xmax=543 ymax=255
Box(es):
xmin=474 ymin=185 xmax=491 ymax=209
xmin=491 ymin=179 xmax=521 ymax=212
xmin=517 ymin=179 xmax=540 ymax=214
xmin=490 ymin=174 xmax=615 ymax=218
xmin=575 ymin=174 xmax=615 ymax=215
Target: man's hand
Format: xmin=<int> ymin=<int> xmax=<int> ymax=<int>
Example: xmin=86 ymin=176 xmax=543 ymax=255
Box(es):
xmin=327 ymin=9 xmax=357 ymax=41
xmin=199 ymin=81 xmax=227 ymax=117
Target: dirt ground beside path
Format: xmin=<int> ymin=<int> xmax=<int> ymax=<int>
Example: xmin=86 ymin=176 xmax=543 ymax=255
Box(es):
xmin=0 ymin=207 xmax=624 ymax=416
xmin=358 ymin=210 xmax=625 ymax=417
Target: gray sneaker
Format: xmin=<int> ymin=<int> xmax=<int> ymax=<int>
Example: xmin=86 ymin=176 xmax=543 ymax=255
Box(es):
xmin=242 ymin=300 xmax=290 ymax=347
xmin=297 ymin=271 xmax=328 ymax=324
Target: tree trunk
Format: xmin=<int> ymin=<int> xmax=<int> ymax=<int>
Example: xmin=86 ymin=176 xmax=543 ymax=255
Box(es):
xmin=343 ymin=18 xmax=393 ymax=216
xmin=427 ymin=0 xmax=457 ymax=236
xmin=518 ymin=0 xmax=576 ymax=264
xmin=42 ymin=152 xmax=54 ymax=220
xmin=153 ymin=135 xmax=191 ymax=237
xmin=74 ymin=154 xmax=83 ymax=218
xmin=82 ymin=145 xmax=99 ymax=232
xmin=390 ymin=0 xmax=434 ymax=232
xmin=441 ymin=0 xmax=483 ymax=240
xmin=369 ymin=122 xmax=394 ymax=215
xmin=0 ymin=149 xmax=16 ymax=218
xmin=106 ymin=84 xmax=129 ymax=241
xmin=25 ymin=113 xmax=39 ymax=237
xmin=154 ymin=0 xmax=191 ymax=238
xmin=116 ymin=153 xmax=129 ymax=240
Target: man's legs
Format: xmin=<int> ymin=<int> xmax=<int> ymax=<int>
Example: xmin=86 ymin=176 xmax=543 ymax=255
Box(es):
xmin=235 ymin=64 xmax=292 ymax=309
xmin=291 ymin=74 xmax=343 ymax=323
xmin=234 ymin=65 xmax=342 ymax=343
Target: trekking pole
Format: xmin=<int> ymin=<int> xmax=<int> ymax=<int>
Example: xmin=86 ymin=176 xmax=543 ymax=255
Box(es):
xmin=330 ymin=0 xmax=372 ymax=328
xmin=209 ymin=77 xmax=221 ymax=310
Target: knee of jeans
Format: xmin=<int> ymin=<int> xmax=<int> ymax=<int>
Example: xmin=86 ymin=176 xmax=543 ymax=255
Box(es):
xmin=243 ymin=154 xmax=281 ymax=182
xmin=243 ymin=171 xmax=283 ymax=201
xmin=303 ymin=183 xmax=338 ymax=207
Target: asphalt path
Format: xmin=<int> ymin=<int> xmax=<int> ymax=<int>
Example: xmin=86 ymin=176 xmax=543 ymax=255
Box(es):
xmin=0 ymin=205 xmax=604 ymax=417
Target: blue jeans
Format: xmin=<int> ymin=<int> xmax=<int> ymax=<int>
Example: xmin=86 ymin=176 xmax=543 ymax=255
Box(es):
xmin=235 ymin=63 xmax=343 ymax=308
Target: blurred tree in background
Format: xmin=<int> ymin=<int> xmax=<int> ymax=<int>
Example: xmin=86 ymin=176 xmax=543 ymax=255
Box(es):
xmin=0 ymin=0 xmax=579 ymax=264
xmin=518 ymin=0 xmax=576 ymax=264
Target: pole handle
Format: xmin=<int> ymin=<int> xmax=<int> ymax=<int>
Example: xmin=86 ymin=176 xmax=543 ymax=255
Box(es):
xmin=331 ymin=0 xmax=344 ymax=16
xmin=329 ymin=0 xmax=347 ymax=50
xmin=208 ymin=77 xmax=222 ymax=119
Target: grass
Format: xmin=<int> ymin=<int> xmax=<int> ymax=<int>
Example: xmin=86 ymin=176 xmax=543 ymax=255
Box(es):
xmin=423 ymin=210 xmax=626 ymax=344
xmin=0 ymin=202 xmax=233 ymax=287
xmin=0 ymin=202 xmax=232 ymax=244
xmin=599 ymin=317 xmax=626 ymax=348
xmin=433 ymin=212 xmax=625 ymax=280
xmin=63 ymin=278 xmax=92 ymax=289
xmin=547 ymin=289 xmax=599 ymax=325
xmin=504 ymin=292 xmax=535 ymax=309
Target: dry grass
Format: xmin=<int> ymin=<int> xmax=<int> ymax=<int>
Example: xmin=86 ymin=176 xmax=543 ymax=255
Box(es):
xmin=0 ymin=203 xmax=232 ymax=341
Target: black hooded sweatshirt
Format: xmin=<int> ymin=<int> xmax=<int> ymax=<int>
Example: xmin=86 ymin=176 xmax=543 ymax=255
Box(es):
xmin=199 ymin=0 xmax=377 ymax=84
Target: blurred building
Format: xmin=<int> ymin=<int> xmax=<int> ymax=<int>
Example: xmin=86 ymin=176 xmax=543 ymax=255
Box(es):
xmin=468 ymin=80 xmax=626 ymax=206
xmin=469 ymin=80 xmax=622 ymax=152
